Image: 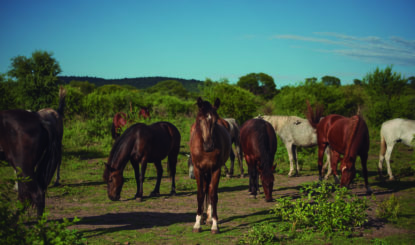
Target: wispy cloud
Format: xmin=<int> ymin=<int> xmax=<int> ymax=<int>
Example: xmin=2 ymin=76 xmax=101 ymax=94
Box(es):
xmin=272 ymin=32 xmax=415 ymax=66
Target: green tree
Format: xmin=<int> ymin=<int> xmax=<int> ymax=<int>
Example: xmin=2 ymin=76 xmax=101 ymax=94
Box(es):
xmin=362 ymin=66 xmax=413 ymax=126
xmin=69 ymin=80 xmax=96 ymax=95
xmin=146 ymin=80 xmax=190 ymax=98
xmin=353 ymin=79 xmax=363 ymax=86
xmin=322 ymin=75 xmax=341 ymax=86
xmin=202 ymin=80 xmax=259 ymax=123
xmin=237 ymin=73 xmax=277 ymax=100
xmin=7 ymin=50 xmax=61 ymax=110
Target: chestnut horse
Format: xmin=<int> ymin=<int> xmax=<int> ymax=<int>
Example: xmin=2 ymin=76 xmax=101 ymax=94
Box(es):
xmin=0 ymin=109 xmax=61 ymax=216
xmin=103 ymin=121 xmax=181 ymax=201
xmin=306 ymin=102 xmax=372 ymax=194
xmin=240 ymin=119 xmax=277 ymax=202
xmin=37 ymin=86 xmax=66 ymax=186
xmin=111 ymin=112 xmax=128 ymax=140
xmin=190 ymin=97 xmax=231 ymax=234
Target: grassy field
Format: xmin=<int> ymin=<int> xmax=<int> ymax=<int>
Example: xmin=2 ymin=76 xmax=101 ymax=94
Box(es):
xmin=1 ymin=117 xmax=414 ymax=244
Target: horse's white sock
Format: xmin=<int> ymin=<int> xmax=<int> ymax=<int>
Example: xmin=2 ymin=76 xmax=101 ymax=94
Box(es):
xmin=193 ymin=214 xmax=202 ymax=230
xmin=207 ymin=204 xmax=212 ymax=223
xmin=211 ymin=218 xmax=218 ymax=232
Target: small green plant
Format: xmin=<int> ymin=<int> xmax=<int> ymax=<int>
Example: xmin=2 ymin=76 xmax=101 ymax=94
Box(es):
xmin=239 ymin=222 xmax=278 ymax=245
xmin=273 ymin=181 xmax=369 ymax=237
xmin=376 ymin=194 xmax=401 ymax=223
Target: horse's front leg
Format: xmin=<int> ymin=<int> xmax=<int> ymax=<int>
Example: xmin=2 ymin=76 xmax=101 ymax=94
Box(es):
xmin=131 ymin=159 xmax=141 ymax=201
xmin=323 ymin=147 xmax=332 ymax=180
xmin=53 ymin=162 xmax=61 ymax=186
xmin=317 ymin=144 xmax=327 ymax=181
xmin=235 ymin=144 xmax=244 ymax=177
xmin=150 ymin=160 xmax=163 ymax=197
xmin=137 ymin=159 xmax=148 ymax=202
xmin=330 ymin=150 xmax=341 ymax=184
xmin=193 ymin=166 xmax=205 ymax=233
xmin=209 ymin=168 xmax=221 ymax=234
xmin=286 ymin=142 xmax=295 ymax=177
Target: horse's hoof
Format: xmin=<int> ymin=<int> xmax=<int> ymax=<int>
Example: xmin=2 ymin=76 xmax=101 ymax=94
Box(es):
xmin=240 ymin=174 xmax=245 ymax=178
xmin=226 ymin=173 xmax=231 ymax=178
xmin=192 ymin=228 xmax=201 ymax=233
xmin=149 ymin=192 xmax=160 ymax=197
xmin=135 ymin=197 xmax=142 ymax=202
xmin=170 ymin=191 xmax=176 ymax=196
xmin=211 ymin=229 xmax=219 ymax=234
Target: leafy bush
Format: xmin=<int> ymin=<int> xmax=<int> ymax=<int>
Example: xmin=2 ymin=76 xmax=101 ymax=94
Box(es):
xmin=376 ymin=194 xmax=401 ymax=223
xmin=273 ymin=182 xmax=369 ymax=236
xmin=0 ymin=161 xmax=85 ymax=244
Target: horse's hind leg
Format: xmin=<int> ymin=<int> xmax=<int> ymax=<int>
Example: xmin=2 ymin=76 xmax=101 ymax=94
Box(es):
xmin=292 ymin=145 xmax=299 ymax=176
xmin=323 ymin=147 xmax=332 ymax=180
xmin=361 ymin=153 xmax=372 ymax=194
xmin=384 ymin=143 xmax=395 ymax=180
xmin=150 ymin=160 xmax=163 ymax=197
xmin=286 ymin=143 xmax=296 ymax=177
xmin=227 ymin=149 xmax=235 ymax=177
xmin=168 ymin=155 xmax=178 ymax=195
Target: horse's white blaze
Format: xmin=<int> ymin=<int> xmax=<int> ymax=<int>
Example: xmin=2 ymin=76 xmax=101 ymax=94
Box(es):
xmin=378 ymin=118 xmax=415 ymax=180
xmin=193 ymin=214 xmax=202 ymax=230
xmin=342 ymin=166 xmax=347 ymax=172
xmin=211 ymin=218 xmax=218 ymax=231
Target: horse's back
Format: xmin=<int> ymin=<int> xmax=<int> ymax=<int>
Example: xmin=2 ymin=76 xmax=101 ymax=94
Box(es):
xmin=381 ymin=118 xmax=415 ymax=145
xmin=241 ymin=119 xmax=277 ymax=162
xmin=279 ymin=117 xmax=317 ymax=146
xmin=150 ymin=121 xmax=181 ymax=154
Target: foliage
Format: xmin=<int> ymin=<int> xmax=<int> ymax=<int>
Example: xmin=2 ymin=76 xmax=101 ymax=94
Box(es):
xmin=239 ymin=222 xmax=278 ymax=245
xmin=362 ymin=66 xmax=414 ymax=126
xmin=272 ymin=82 xmax=364 ymax=117
xmin=376 ymin=194 xmax=401 ymax=223
xmin=7 ymin=50 xmax=62 ymax=110
xmin=322 ymin=75 xmax=341 ymax=86
xmin=145 ymin=80 xmax=191 ymax=99
xmin=0 ymin=162 xmax=85 ymax=245
xmin=69 ymin=80 xmax=96 ymax=95
xmin=202 ymin=80 xmax=260 ymax=123
xmin=237 ymin=73 xmax=277 ymax=100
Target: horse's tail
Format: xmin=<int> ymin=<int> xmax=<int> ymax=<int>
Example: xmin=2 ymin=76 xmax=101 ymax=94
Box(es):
xmin=344 ymin=115 xmax=361 ymax=163
xmin=306 ymin=100 xmax=324 ymax=129
xmin=36 ymin=119 xmax=61 ymax=190
xmin=379 ymin=131 xmax=386 ymax=157
xmin=57 ymin=86 xmax=67 ymax=118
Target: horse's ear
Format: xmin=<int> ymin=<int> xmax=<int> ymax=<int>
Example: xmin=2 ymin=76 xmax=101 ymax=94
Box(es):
xmin=197 ymin=97 xmax=203 ymax=108
xmin=214 ymin=98 xmax=220 ymax=109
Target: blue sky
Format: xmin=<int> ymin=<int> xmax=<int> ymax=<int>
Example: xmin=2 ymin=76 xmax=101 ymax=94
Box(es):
xmin=1 ymin=0 xmax=414 ymax=87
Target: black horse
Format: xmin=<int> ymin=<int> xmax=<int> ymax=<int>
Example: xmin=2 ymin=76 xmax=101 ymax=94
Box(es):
xmin=0 ymin=109 xmax=61 ymax=216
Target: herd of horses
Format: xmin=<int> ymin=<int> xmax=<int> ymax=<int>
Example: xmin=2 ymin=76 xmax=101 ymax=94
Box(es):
xmin=1 ymin=92 xmax=414 ymax=234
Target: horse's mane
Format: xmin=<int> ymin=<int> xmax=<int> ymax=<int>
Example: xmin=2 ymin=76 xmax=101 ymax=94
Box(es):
xmin=104 ymin=123 xmax=146 ymax=182
xmin=344 ymin=115 xmax=361 ymax=165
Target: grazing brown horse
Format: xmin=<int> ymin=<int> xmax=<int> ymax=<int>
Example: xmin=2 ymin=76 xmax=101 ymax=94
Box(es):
xmin=37 ymin=86 xmax=66 ymax=186
xmin=0 ymin=109 xmax=61 ymax=216
xmin=189 ymin=97 xmax=231 ymax=234
xmin=111 ymin=112 xmax=128 ymax=140
xmin=103 ymin=121 xmax=181 ymax=201
xmin=306 ymin=102 xmax=372 ymax=194
xmin=240 ymin=118 xmax=277 ymax=202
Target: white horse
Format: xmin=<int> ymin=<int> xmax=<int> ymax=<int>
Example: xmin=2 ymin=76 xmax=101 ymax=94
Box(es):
xmin=378 ymin=118 xmax=415 ymax=180
xmin=258 ymin=115 xmax=331 ymax=177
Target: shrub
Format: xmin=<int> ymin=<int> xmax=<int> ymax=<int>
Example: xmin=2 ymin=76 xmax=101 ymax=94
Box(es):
xmin=376 ymin=194 xmax=401 ymax=223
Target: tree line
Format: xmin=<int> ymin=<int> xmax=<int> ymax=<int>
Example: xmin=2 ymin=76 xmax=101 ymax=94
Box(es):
xmin=1 ymin=50 xmax=414 ymax=127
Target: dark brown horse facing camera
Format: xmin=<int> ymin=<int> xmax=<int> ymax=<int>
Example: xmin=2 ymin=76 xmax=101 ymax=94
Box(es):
xmin=306 ymin=101 xmax=372 ymax=194
xmin=103 ymin=121 xmax=181 ymax=202
xmin=189 ymin=97 xmax=231 ymax=234
xmin=240 ymin=118 xmax=277 ymax=202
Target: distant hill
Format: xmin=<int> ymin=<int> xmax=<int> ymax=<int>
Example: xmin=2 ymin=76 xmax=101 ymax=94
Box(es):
xmin=59 ymin=76 xmax=203 ymax=92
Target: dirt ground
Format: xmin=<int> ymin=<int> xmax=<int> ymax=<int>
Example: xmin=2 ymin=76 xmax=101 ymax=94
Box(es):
xmin=45 ymin=171 xmax=414 ymax=243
